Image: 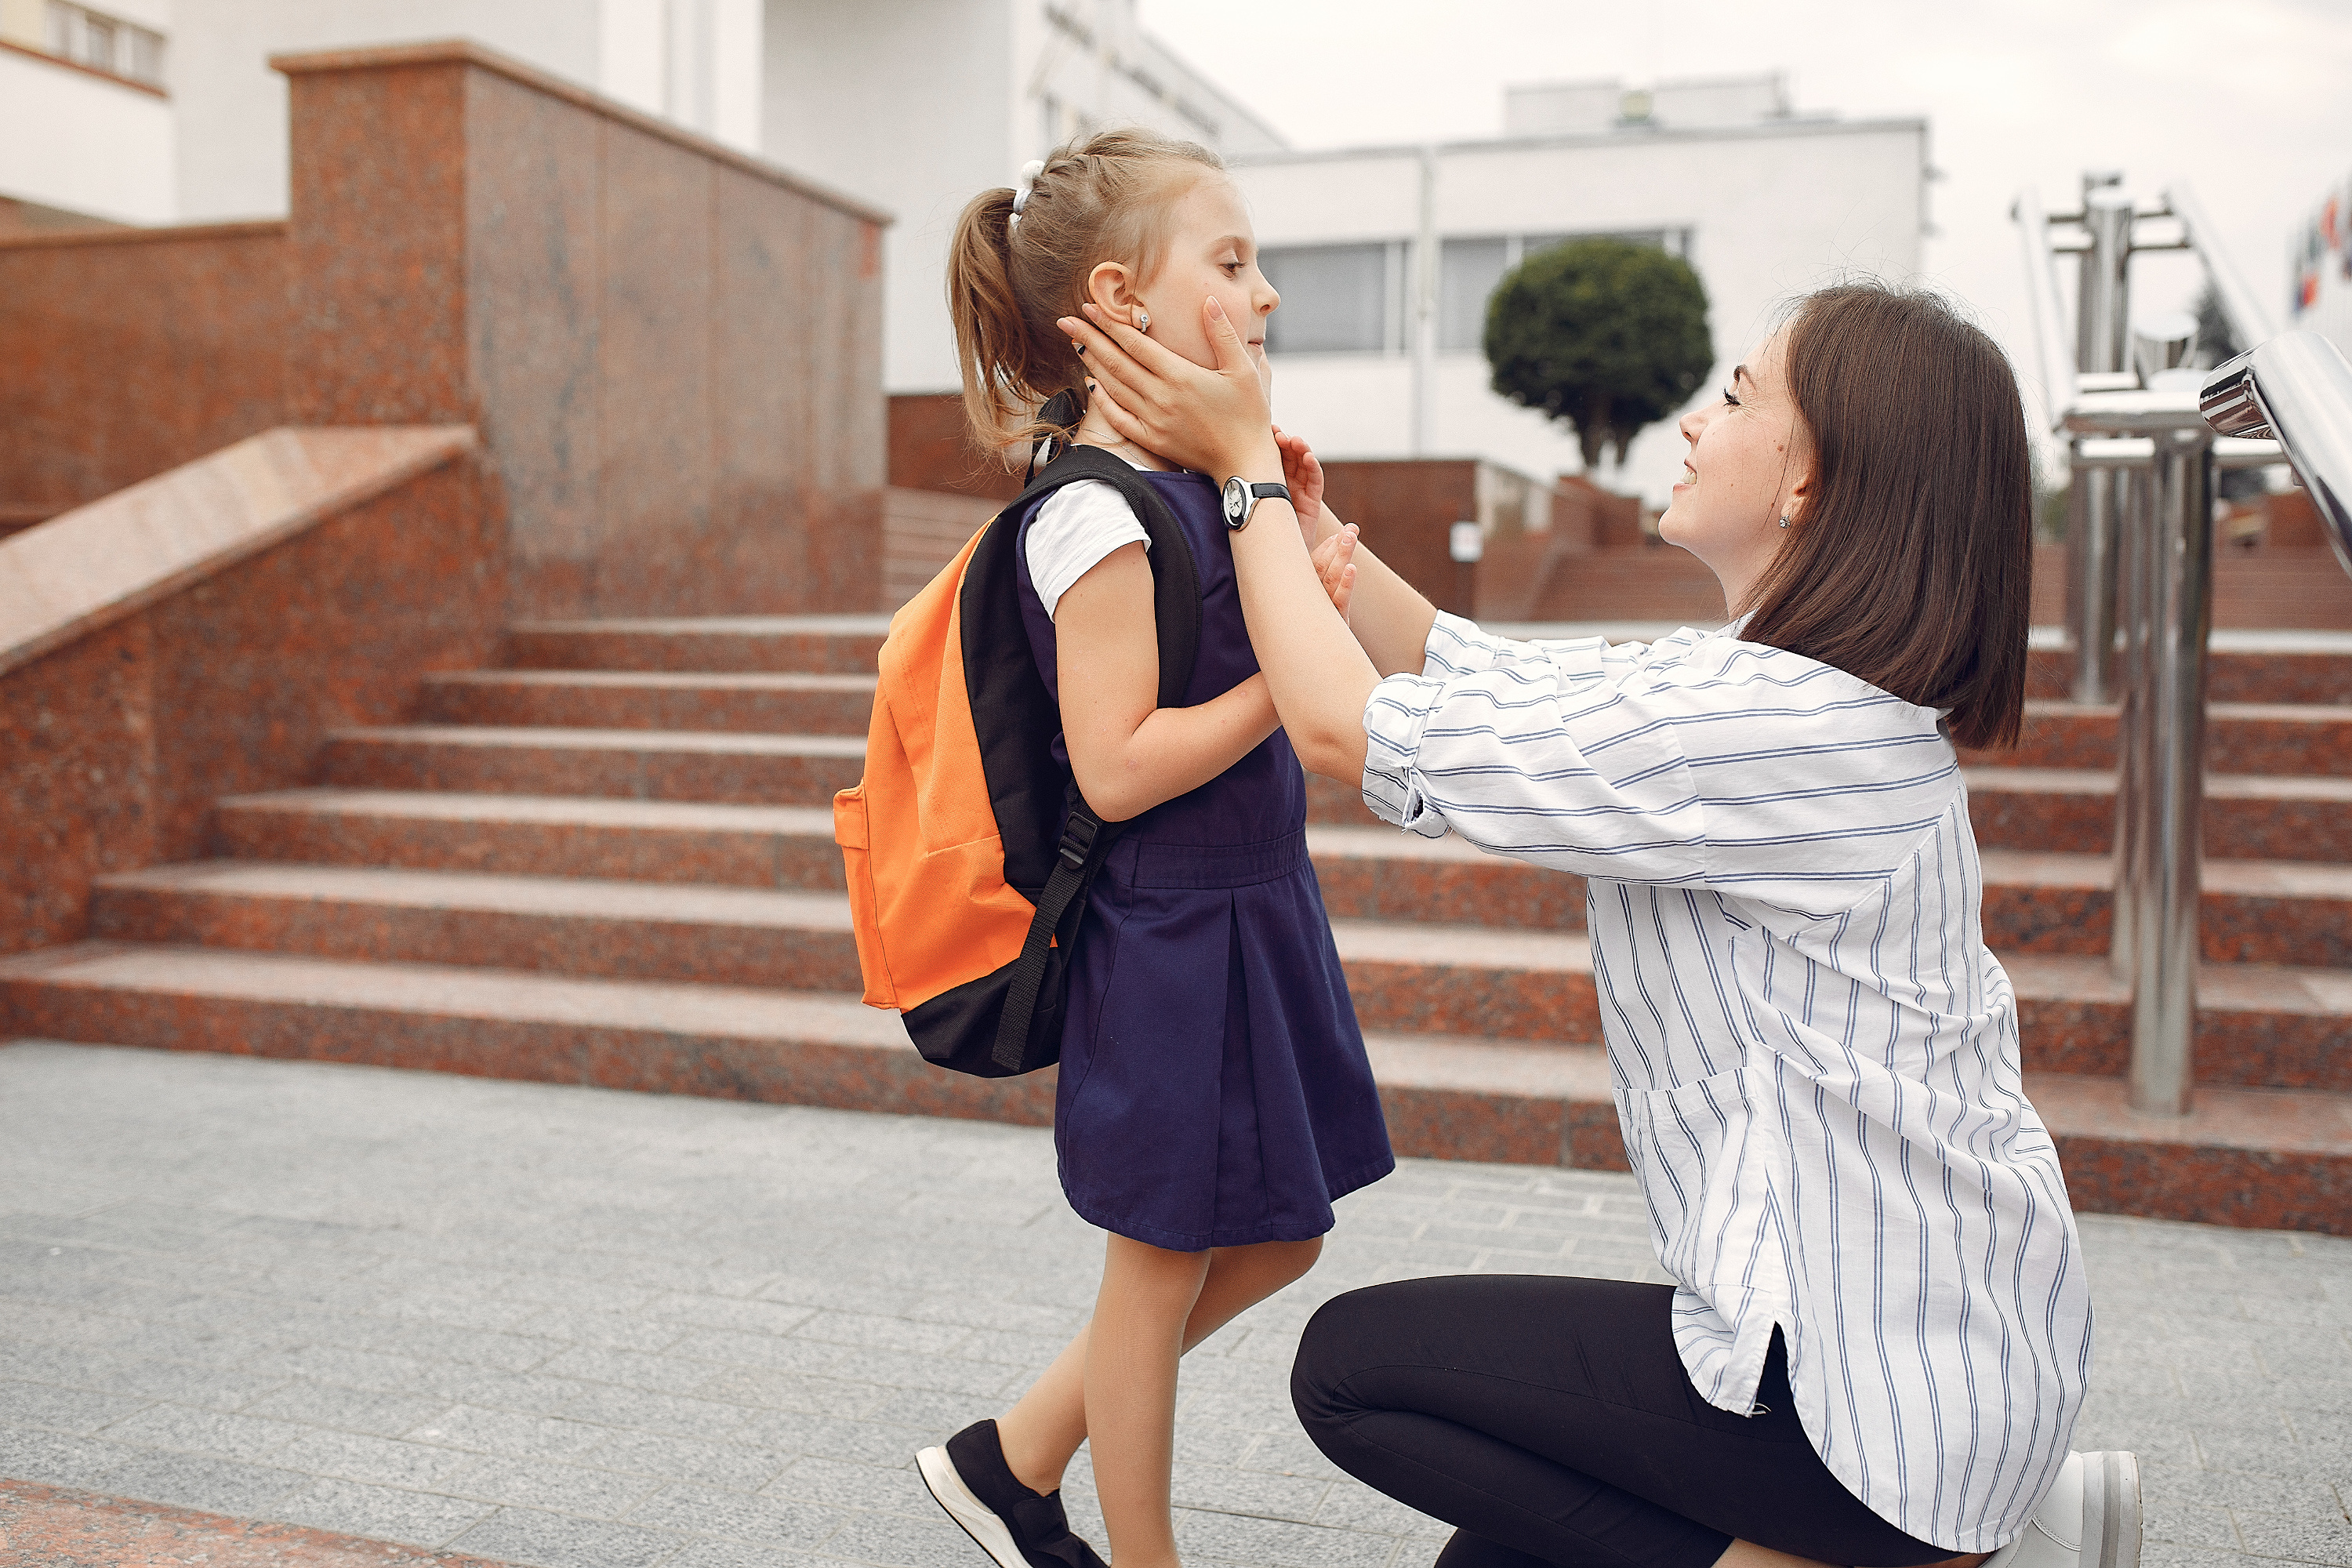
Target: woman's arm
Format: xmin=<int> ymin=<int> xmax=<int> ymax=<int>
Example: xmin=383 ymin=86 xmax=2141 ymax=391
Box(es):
xmin=1277 ymin=430 xmax=1439 ymax=678
xmin=1054 ymin=540 xmax=1281 ymax=820
xmin=1063 ymin=300 xmax=1385 ymax=784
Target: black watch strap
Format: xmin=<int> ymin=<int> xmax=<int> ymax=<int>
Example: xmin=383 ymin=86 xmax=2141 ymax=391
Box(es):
xmin=1224 ymin=478 xmax=1290 ymax=530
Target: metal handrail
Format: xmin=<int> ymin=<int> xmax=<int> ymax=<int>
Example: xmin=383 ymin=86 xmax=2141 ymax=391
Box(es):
xmin=2201 ymin=332 xmax=2352 ymax=571
xmin=2011 ymin=187 xmax=2078 ymax=431
xmin=2168 ymin=181 xmax=2281 ymax=356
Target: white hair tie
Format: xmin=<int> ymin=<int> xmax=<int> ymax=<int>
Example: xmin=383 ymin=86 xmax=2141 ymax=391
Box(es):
xmin=1008 ymin=159 xmax=1045 ymax=229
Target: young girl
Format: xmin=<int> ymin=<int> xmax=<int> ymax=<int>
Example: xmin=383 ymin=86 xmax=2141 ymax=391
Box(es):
xmin=913 ymin=131 xmax=1394 ymax=1568
xmin=1061 ymin=285 xmax=2133 ymax=1568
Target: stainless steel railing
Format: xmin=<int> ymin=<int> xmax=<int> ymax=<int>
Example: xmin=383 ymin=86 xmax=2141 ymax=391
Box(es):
xmin=2009 ymin=174 xmax=2338 ymax=1117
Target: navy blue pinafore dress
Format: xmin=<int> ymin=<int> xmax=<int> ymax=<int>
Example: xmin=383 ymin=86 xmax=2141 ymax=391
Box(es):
xmin=1014 ymin=466 xmax=1394 ymax=1252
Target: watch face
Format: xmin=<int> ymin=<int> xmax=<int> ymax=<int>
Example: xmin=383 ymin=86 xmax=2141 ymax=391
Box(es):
xmin=1221 ymin=476 xmax=1247 ymax=525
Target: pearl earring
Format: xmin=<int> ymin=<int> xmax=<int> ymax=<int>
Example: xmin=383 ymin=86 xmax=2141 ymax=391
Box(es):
xmin=1778 ymin=515 xmax=1791 ymax=529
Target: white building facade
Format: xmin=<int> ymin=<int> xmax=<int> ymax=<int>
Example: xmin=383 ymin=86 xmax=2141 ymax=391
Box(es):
xmin=1231 ymin=78 xmax=1930 ymax=506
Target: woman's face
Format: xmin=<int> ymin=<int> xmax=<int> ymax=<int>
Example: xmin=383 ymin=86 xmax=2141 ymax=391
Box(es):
xmin=1657 ymin=328 xmax=1814 ymax=608
xmin=1091 ymin=173 xmax=1279 ymax=401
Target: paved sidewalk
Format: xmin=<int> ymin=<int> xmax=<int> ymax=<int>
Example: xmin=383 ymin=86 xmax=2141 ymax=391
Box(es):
xmin=0 ymin=1042 xmax=2346 ymax=1568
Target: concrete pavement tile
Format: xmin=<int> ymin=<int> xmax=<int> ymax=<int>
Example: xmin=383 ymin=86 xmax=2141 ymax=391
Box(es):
xmin=374 ymin=1290 xmax=549 ymax=1334
xmin=815 ymin=1505 xmax=982 ymax=1566
xmin=2146 ymin=1501 xmax=2245 ymax=1550
xmin=2195 ymin=1428 xmax=2324 ymax=1478
xmin=239 ymin=1380 xmax=453 ymax=1436
xmin=2234 ymin=1512 xmax=2352 ymax=1566
xmin=641 ymin=1294 xmax=821 ymax=1337
xmin=806 ymin=1348 xmax=1017 ymax=1399
xmin=1388 ymin=1534 xmax=1449 ymax=1568
xmin=405 ymin=1404 xmax=612 ymax=1461
xmin=553 ymin=1381 xmax=759 ymax=1438
xmin=438 ymin=1451 xmax=666 ymax=1519
xmin=628 ymin=1482 xmax=848 ymax=1547
xmin=1168 ymin=1461 xmax=1332 ymax=1522
xmin=1312 ymin=1479 xmax=1452 ymax=1538
xmin=859 ymin=1388 xmax=989 ymax=1436
xmin=0 ymin=1377 xmax=151 ymax=1433
xmin=945 ymin=1328 xmax=1067 ymax=1368
xmin=663 ymin=1540 xmax=840 ymax=1568
xmin=535 ymin=1343 xmax=723 ymax=1394
xmin=899 ymin=1296 xmax=1082 ymax=1336
xmin=511 ymin=1306 xmax=689 ymax=1352
xmin=352 ymin=1319 xmax=566 ymax=1375
xmin=272 ymin=1476 xmax=498 ymax=1550
xmin=1236 ymin=1428 xmax=1353 ymax=1482
xmin=95 ymin=1402 xmax=307 ymax=1462
xmin=92 ymin=1450 xmax=309 ymax=1518
xmin=689 ymin=1367 xmax=892 ymax=1417
xmin=584 ymin=1429 xmax=793 ymax=1491
xmin=670 ymin=1328 xmax=851 ymax=1374
xmin=0 ymin=1422 xmax=147 ymax=1486
xmin=448 ymin=1504 xmax=684 ymax=1568
xmin=270 ymin=1427 xmax=483 ymax=1491
xmin=735 ymin=1413 xmax=928 ymax=1470
xmin=790 ymin=1312 xmax=972 ymax=1356
xmin=1174 ymin=1505 xmax=1400 ymax=1568
xmin=2139 ymin=1461 xmax=2343 ymax=1516
xmin=760 ymin=1455 xmax=928 ymax=1515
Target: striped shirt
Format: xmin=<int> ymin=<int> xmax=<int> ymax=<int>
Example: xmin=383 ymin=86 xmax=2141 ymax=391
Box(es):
xmin=1362 ymin=613 xmax=2092 ymax=1554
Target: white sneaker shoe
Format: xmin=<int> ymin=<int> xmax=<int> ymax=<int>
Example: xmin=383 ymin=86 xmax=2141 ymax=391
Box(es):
xmin=1984 ymin=1452 xmax=2142 ymax=1568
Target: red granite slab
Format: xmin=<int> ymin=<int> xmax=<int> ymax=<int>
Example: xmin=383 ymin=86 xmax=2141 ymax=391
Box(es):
xmin=1962 ymin=702 xmax=2352 ymax=776
xmin=1311 ymin=830 xmax=1587 ymax=931
xmin=417 ymin=670 xmax=877 ymax=735
xmin=89 ymin=863 xmax=865 ymax=990
xmin=314 ymin=727 xmax=863 ymax=804
xmin=0 ymin=1478 xmax=518 ymax=1568
xmin=1965 ymin=770 xmax=2352 ymax=860
xmin=2004 ymin=953 xmax=2352 ymax=1092
xmin=209 ymin=791 xmax=845 ymax=889
xmin=502 ymin=618 xmax=890 ymax=674
xmin=2028 ymin=644 xmax=2352 ymax=706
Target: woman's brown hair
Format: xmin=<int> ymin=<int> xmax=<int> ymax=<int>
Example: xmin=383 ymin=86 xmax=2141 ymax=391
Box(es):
xmin=946 ymin=129 xmax=1223 ymax=464
xmin=1740 ymin=282 xmax=2034 ymax=750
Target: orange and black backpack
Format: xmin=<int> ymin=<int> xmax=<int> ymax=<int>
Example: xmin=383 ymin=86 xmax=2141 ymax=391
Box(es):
xmin=833 ymin=444 xmax=1200 ymax=1078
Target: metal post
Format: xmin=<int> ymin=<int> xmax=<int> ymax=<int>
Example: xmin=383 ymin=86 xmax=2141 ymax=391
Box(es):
xmin=2125 ymin=429 xmax=2214 ymax=1116
xmin=2067 ymin=187 xmax=2136 ymax=703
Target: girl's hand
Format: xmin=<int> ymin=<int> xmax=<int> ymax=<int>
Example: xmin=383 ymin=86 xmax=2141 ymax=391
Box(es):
xmin=1310 ymin=524 xmax=1359 ymax=618
xmin=1059 ymin=297 xmax=1276 ymax=480
xmin=1275 ymin=427 xmax=1324 ymax=526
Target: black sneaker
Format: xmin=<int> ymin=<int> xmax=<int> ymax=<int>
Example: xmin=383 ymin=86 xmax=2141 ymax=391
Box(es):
xmin=916 ymin=1419 xmax=1109 ymax=1568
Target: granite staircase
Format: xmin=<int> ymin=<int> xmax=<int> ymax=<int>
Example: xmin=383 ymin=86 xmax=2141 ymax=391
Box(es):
xmin=2 ymin=619 xmax=2346 ymax=1232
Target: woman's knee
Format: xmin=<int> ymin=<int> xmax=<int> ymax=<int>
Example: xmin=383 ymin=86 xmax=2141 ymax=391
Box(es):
xmin=1290 ymin=1279 xmax=1414 ymax=1428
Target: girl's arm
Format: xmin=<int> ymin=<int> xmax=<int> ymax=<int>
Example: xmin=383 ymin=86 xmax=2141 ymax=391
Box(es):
xmin=1061 ymin=300 xmax=1380 ymax=784
xmin=1276 ymin=430 xmax=1439 ymax=678
xmin=1054 ymin=540 xmax=1280 ymax=821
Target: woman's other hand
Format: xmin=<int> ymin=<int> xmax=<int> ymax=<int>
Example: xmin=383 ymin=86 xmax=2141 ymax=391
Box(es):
xmin=1311 ymin=525 xmax=1359 ymax=618
xmin=1059 ymin=297 xmax=1276 ymax=480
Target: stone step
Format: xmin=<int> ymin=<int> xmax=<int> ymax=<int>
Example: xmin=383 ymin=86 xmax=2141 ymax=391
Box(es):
xmin=87 ymin=862 xmax=863 ymax=992
xmin=1965 ymin=768 xmax=2352 ymax=860
xmin=316 ymin=726 xmax=864 ymax=804
xmin=503 ymin=615 xmax=891 ymax=674
xmin=1984 ymin=851 xmax=2352 ymax=968
xmin=2026 ymin=636 xmax=2352 ymax=705
xmin=419 ymin=670 xmax=876 ymax=735
xmin=209 ymin=789 xmax=846 ymax=888
xmin=4 ymin=942 xmax=2339 ymax=1233
xmin=1960 ymin=701 xmax=2352 ymax=776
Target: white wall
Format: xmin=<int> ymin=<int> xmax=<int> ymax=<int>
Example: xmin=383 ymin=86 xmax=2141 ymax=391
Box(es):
xmin=1231 ymin=120 xmax=1928 ymax=506
xmin=0 ymin=49 xmax=175 ymax=223
xmin=172 ymin=0 xmax=760 ymax=223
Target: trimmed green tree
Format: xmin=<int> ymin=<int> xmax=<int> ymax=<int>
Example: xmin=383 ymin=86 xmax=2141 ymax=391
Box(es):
xmin=1483 ymin=238 xmax=1715 ymax=472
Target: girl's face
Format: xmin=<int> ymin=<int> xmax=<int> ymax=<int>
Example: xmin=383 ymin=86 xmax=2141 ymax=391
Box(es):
xmin=1089 ymin=173 xmax=1279 ymax=402
xmin=1657 ymin=328 xmax=1815 ymax=612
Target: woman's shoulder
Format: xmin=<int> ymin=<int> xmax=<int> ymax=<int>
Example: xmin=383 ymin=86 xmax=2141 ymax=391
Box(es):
xmin=1642 ymin=627 xmax=1945 ymax=730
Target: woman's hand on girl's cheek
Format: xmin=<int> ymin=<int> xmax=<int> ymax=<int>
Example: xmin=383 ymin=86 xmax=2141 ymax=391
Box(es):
xmin=1056 ymin=298 xmax=1276 ymax=478
xmin=1309 ymin=524 xmax=1359 ymax=615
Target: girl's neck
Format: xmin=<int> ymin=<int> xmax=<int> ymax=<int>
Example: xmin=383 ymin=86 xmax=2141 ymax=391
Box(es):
xmin=1071 ymin=403 xmax=1178 ymax=473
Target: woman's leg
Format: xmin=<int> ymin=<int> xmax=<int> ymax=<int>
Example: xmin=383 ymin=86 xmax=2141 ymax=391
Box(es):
xmin=1292 ymin=1275 xmax=1962 ymax=1568
xmin=996 ymin=1236 xmax=1324 ymax=1497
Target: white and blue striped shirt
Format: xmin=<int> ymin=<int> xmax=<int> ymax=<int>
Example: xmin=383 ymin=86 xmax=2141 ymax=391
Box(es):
xmin=1362 ymin=614 xmax=2093 ymax=1554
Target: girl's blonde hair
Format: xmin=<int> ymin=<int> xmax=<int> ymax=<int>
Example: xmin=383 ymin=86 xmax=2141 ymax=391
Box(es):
xmin=947 ymin=129 xmax=1224 ymax=466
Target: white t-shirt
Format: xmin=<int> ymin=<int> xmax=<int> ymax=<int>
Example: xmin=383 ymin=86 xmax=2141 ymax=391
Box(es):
xmin=1025 ymin=451 xmax=1156 ymax=620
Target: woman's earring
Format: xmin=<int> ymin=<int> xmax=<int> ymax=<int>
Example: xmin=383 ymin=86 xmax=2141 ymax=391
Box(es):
xmin=1778 ymin=515 xmax=1791 ymax=529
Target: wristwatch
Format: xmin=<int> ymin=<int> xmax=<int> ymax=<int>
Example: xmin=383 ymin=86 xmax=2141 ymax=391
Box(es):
xmin=1220 ymin=477 xmax=1291 ymax=532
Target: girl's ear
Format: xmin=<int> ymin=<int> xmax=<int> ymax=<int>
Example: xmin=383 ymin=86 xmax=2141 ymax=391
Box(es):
xmin=1085 ymin=260 xmax=1138 ymax=316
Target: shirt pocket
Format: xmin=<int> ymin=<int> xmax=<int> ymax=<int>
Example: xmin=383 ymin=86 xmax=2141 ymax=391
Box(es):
xmin=1625 ymin=1063 xmax=1771 ymax=1294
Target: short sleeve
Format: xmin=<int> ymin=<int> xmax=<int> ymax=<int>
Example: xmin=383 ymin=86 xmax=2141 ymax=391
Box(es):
xmin=1025 ymin=480 xmax=1151 ymax=619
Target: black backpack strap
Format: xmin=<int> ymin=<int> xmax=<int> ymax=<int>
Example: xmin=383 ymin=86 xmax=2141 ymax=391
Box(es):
xmin=980 ymin=442 xmax=1206 ymax=1073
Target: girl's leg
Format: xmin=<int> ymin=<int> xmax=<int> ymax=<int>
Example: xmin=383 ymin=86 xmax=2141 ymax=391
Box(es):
xmin=996 ymin=1236 xmax=1324 ymax=1496
xmin=1083 ymin=1233 xmax=1212 ymax=1568
xmin=1291 ymin=1275 xmax=1960 ymax=1568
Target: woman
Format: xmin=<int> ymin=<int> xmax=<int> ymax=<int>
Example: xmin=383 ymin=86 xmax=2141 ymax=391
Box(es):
xmin=1054 ymin=282 xmax=2136 ymax=1568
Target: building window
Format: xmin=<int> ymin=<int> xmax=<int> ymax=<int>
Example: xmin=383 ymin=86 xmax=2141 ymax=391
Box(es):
xmin=1261 ymin=241 xmax=1406 ymax=354
xmin=1439 ymin=229 xmax=1692 ymax=354
xmin=41 ymin=1 xmax=165 ymax=88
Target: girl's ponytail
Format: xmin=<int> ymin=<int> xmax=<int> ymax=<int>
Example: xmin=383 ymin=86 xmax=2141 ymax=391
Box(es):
xmin=943 ymin=130 xmax=1223 ymax=468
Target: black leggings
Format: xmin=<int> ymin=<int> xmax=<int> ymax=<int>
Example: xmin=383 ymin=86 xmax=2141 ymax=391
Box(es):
xmin=1290 ymin=1276 xmax=1956 ymax=1568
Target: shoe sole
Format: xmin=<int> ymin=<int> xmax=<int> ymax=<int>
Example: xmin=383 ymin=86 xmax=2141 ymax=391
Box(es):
xmin=2083 ymin=1450 xmax=2143 ymax=1568
xmin=918 ymin=1444 xmax=1031 ymax=1568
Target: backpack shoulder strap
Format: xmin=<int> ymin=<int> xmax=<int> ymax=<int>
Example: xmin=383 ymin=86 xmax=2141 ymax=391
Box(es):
xmin=1000 ymin=444 xmax=1202 ymax=709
